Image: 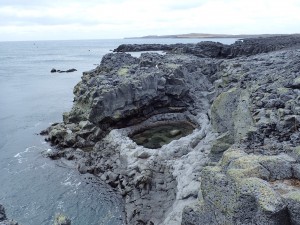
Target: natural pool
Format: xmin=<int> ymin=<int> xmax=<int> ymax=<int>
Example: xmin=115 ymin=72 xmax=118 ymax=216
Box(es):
xmin=130 ymin=122 xmax=195 ymax=149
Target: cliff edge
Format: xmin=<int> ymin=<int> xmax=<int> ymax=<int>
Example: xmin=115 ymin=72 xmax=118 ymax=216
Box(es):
xmin=42 ymin=35 xmax=300 ymax=225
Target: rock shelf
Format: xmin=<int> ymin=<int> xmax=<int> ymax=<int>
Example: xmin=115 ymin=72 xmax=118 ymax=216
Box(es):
xmin=42 ymin=35 xmax=300 ymax=225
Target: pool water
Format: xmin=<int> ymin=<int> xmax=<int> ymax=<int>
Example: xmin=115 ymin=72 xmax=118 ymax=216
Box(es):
xmin=130 ymin=122 xmax=195 ymax=149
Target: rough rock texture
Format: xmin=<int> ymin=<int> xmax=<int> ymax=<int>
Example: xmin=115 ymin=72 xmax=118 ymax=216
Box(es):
xmin=180 ymin=46 xmax=300 ymax=224
xmin=182 ymin=148 xmax=295 ymax=225
xmin=114 ymin=35 xmax=300 ymax=59
xmin=114 ymin=43 xmax=181 ymax=52
xmin=54 ymin=214 xmax=71 ymax=225
xmin=0 ymin=204 xmax=19 ymax=225
xmin=43 ymin=35 xmax=300 ymax=225
xmin=43 ymin=52 xmax=217 ymax=224
xmin=0 ymin=205 xmax=6 ymax=223
xmin=44 ymin=52 xmax=215 ymax=149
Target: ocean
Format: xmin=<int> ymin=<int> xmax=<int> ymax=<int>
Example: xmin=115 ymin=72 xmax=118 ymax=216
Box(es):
xmin=0 ymin=38 xmax=237 ymax=225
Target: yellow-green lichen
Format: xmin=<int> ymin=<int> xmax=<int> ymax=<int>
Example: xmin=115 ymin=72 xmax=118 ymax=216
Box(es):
xmin=211 ymin=132 xmax=234 ymax=154
xmin=211 ymin=87 xmax=239 ymax=134
xmin=112 ymin=110 xmax=122 ymax=120
xmin=293 ymin=146 xmax=300 ymax=162
xmin=219 ymin=148 xmax=247 ymax=168
xmin=212 ymin=87 xmax=238 ymax=108
xmin=277 ymin=87 xmax=290 ymax=94
xmin=227 ymin=165 xmax=270 ymax=181
xmin=117 ymin=67 xmax=129 ymax=76
xmin=294 ymin=77 xmax=300 ymax=83
xmin=54 ymin=214 xmax=70 ymax=225
xmin=165 ymin=63 xmax=180 ymax=69
xmin=230 ymin=155 xmax=260 ymax=169
xmin=227 ymin=168 xmax=249 ymax=180
xmin=203 ymin=165 xmax=222 ymax=174
xmin=283 ymin=191 xmax=300 ymax=202
xmin=238 ymin=178 xmax=282 ymax=212
xmin=232 ymin=90 xmax=254 ymax=142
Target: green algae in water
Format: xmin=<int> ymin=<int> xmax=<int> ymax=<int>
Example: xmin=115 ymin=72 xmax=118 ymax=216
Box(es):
xmin=130 ymin=122 xmax=195 ymax=149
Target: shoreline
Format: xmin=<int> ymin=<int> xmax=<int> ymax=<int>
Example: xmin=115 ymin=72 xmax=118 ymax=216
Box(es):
xmin=43 ymin=35 xmax=300 ymax=224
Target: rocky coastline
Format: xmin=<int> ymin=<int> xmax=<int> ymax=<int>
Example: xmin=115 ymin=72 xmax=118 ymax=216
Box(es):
xmin=114 ymin=34 xmax=300 ymax=58
xmin=42 ymin=35 xmax=300 ymax=224
xmin=0 ymin=204 xmax=18 ymax=225
xmin=0 ymin=204 xmax=71 ymax=225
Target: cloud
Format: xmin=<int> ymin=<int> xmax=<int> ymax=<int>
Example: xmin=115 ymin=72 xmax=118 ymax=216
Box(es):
xmin=0 ymin=0 xmax=299 ymax=41
xmin=164 ymin=0 xmax=209 ymax=10
xmin=0 ymin=0 xmax=47 ymax=7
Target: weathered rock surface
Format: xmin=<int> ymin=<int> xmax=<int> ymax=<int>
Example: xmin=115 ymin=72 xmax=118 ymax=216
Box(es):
xmin=0 ymin=205 xmax=6 ymax=222
xmin=114 ymin=34 xmax=300 ymax=59
xmin=114 ymin=43 xmax=180 ymax=52
xmin=182 ymin=148 xmax=297 ymax=225
xmin=43 ymin=51 xmax=216 ymax=224
xmin=43 ymin=52 xmax=215 ymax=149
xmin=181 ymin=45 xmax=300 ymax=225
xmin=54 ymin=214 xmax=71 ymax=225
xmin=43 ymin=35 xmax=300 ymax=225
xmin=0 ymin=204 xmax=19 ymax=225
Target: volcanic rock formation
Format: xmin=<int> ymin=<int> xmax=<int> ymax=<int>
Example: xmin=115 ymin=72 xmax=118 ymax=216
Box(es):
xmin=114 ymin=34 xmax=300 ymax=58
xmin=0 ymin=204 xmax=19 ymax=225
xmin=43 ymin=35 xmax=300 ymax=225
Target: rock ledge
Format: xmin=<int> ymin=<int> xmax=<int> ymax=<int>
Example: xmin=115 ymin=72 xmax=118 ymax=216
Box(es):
xmin=43 ymin=35 xmax=300 ymax=225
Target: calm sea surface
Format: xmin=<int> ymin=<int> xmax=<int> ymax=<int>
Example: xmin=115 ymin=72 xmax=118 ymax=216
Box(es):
xmin=0 ymin=38 xmax=237 ymax=225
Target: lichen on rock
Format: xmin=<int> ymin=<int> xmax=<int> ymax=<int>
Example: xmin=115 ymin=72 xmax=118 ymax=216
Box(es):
xmin=42 ymin=35 xmax=300 ymax=225
xmin=54 ymin=213 xmax=71 ymax=225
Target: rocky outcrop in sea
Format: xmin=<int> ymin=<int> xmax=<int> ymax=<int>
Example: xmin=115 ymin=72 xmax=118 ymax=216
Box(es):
xmin=51 ymin=68 xmax=77 ymax=73
xmin=0 ymin=204 xmax=18 ymax=225
xmin=42 ymin=35 xmax=300 ymax=225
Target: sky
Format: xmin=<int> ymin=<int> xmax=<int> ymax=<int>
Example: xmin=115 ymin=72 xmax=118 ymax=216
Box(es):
xmin=0 ymin=0 xmax=299 ymax=41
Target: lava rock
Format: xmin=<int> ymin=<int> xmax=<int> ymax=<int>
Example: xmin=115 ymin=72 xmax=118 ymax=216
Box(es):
xmin=51 ymin=68 xmax=77 ymax=73
xmin=0 ymin=205 xmax=6 ymax=222
xmin=43 ymin=35 xmax=300 ymax=225
xmin=0 ymin=204 xmax=19 ymax=225
xmin=114 ymin=34 xmax=300 ymax=59
xmin=54 ymin=213 xmax=71 ymax=225
xmin=66 ymin=68 xmax=77 ymax=73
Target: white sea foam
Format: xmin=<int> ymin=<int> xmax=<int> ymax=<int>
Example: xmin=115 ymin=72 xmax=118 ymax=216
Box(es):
xmin=14 ymin=146 xmax=34 ymax=158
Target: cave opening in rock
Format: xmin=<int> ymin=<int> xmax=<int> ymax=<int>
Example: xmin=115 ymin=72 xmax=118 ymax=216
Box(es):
xmin=129 ymin=122 xmax=195 ymax=149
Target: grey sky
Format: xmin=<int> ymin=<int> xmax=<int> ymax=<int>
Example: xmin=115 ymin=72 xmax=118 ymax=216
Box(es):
xmin=0 ymin=0 xmax=299 ymax=41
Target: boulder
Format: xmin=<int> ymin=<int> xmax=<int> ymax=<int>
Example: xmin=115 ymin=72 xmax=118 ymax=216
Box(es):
xmin=210 ymin=131 xmax=234 ymax=154
xmin=54 ymin=213 xmax=71 ymax=225
xmin=211 ymin=88 xmax=254 ymax=143
xmin=183 ymin=148 xmax=295 ymax=224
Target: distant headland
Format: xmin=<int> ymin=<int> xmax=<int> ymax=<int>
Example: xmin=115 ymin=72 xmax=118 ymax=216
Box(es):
xmin=125 ymin=32 xmax=292 ymax=39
